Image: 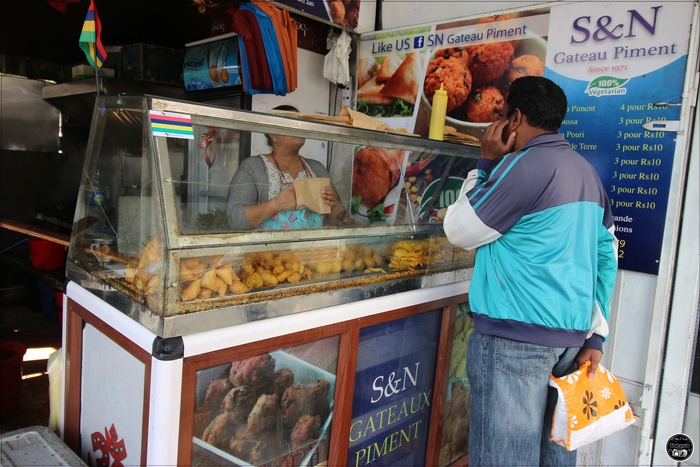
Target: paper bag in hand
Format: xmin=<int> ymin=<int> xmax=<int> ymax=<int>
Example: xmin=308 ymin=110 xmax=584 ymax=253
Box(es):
xmin=293 ymin=178 xmax=331 ymax=214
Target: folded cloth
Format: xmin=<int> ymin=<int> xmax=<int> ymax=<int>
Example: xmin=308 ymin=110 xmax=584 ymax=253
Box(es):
xmin=229 ymin=6 xmax=272 ymax=93
xmin=252 ymin=0 xmax=298 ymax=92
xmin=240 ymin=2 xmax=287 ymax=95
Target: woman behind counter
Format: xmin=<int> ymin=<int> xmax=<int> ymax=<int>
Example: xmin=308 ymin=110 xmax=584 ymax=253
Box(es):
xmin=227 ymin=106 xmax=342 ymax=230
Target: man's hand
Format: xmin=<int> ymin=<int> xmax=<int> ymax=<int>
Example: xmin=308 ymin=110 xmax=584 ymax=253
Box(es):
xmin=575 ymin=347 xmax=603 ymax=378
xmin=481 ymin=119 xmax=516 ymax=161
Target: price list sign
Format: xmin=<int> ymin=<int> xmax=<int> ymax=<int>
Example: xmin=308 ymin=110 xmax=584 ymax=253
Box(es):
xmin=546 ymin=1 xmax=694 ymax=275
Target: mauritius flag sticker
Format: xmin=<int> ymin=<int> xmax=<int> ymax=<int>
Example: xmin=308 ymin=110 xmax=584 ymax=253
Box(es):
xmin=149 ymin=110 xmax=194 ymax=139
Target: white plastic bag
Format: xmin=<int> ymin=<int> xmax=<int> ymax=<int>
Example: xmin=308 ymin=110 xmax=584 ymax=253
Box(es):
xmin=323 ymin=30 xmax=351 ymax=86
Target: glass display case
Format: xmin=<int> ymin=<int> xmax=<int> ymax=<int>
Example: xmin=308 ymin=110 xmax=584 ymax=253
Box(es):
xmin=191 ymin=336 xmax=339 ymax=466
xmin=67 ymin=95 xmax=480 ymax=337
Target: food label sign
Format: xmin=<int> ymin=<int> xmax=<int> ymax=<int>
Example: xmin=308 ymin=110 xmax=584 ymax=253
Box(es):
xmin=348 ymin=311 xmax=441 ymax=466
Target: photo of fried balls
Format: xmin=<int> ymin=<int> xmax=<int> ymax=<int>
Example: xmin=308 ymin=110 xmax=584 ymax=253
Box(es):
xmin=423 ymin=37 xmax=545 ymax=125
xmin=423 ymin=56 xmax=473 ymax=113
xmin=328 ymin=0 xmax=359 ymax=29
xmin=467 ymin=41 xmax=515 ymax=86
xmin=466 ymin=86 xmax=505 ymax=123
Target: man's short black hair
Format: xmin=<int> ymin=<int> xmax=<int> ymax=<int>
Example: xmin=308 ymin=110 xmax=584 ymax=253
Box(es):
xmin=505 ymin=76 xmax=567 ymax=132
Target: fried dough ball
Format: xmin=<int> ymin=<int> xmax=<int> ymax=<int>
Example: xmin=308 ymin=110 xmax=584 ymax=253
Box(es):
xmin=466 ymin=86 xmax=505 ymax=123
xmin=503 ymin=54 xmax=545 ymax=92
xmin=424 ymin=57 xmax=473 ymax=113
xmin=468 ymin=41 xmax=515 ymax=86
xmin=435 ymin=47 xmax=471 ymax=68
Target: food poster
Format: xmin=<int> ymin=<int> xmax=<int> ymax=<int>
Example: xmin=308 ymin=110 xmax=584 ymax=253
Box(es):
xmin=356 ymin=1 xmax=695 ymax=273
xmin=275 ymin=0 xmax=360 ymax=30
xmin=355 ymin=13 xmax=549 ymax=225
xmin=546 ymin=2 xmax=694 ymax=275
xmin=348 ymin=311 xmax=441 ymax=466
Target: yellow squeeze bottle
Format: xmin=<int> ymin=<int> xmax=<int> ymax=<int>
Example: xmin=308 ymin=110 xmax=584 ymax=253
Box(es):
xmin=429 ymin=83 xmax=448 ymax=140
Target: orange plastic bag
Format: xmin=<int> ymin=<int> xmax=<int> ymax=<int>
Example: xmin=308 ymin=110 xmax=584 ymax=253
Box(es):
xmin=549 ymin=361 xmax=636 ymax=451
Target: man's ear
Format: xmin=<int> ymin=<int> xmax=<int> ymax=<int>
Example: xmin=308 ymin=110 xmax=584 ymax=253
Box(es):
xmin=510 ymin=108 xmax=524 ymax=129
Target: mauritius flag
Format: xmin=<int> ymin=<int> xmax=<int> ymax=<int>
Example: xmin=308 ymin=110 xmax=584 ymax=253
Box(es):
xmin=79 ymin=0 xmax=107 ymax=68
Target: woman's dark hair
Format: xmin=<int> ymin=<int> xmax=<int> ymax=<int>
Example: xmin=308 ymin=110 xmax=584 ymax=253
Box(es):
xmin=266 ymin=105 xmax=300 ymax=145
xmin=504 ymin=76 xmax=567 ymax=132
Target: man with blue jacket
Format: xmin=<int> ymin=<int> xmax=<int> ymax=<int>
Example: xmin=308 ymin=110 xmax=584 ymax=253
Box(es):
xmin=444 ymin=76 xmax=618 ymax=466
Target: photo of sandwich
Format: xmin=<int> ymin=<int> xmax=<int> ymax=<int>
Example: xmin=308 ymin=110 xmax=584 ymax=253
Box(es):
xmin=357 ymin=51 xmax=424 ymax=118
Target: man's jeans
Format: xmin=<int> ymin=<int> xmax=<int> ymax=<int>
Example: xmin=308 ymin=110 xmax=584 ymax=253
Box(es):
xmin=467 ymin=330 xmax=579 ymax=466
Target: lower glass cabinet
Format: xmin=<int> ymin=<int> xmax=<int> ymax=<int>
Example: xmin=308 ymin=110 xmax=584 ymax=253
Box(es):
xmin=191 ymin=337 xmax=340 ymax=466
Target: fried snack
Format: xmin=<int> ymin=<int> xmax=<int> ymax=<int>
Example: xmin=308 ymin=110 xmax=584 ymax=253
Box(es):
xmin=229 ymin=354 xmax=277 ymax=396
xmin=203 ymin=378 xmax=233 ymax=412
xmin=352 ymin=146 xmax=403 ymax=208
xmin=424 ymin=56 xmax=473 ymax=113
xmin=466 ymin=86 xmax=505 ymax=123
xmin=468 ymin=41 xmax=515 ymax=86
xmin=222 ymin=385 xmax=257 ymax=424
xmin=281 ymin=379 xmax=331 ymax=429
xmin=216 ymin=264 xmax=239 ymax=286
xmin=229 ymin=424 xmax=255 ymax=459
xmin=127 ymin=236 xmax=164 ymax=308
xmin=388 ymin=240 xmax=429 ymax=270
xmin=202 ymin=412 xmax=237 ymax=450
xmin=200 ymin=268 xmax=219 ymax=291
xmin=247 ymin=393 xmax=279 ymax=433
xmin=230 ymin=280 xmax=250 ymax=295
xmin=273 ymin=367 xmax=295 ymax=399
xmin=291 ymin=414 xmax=321 ymax=449
xmin=435 ymin=47 xmax=471 ymax=67
xmin=194 ymin=408 xmax=214 ymax=438
xmin=249 ymin=431 xmax=284 ymax=464
xmin=503 ymin=54 xmax=544 ymax=91
xmin=239 ymin=251 xmax=308 ymax=290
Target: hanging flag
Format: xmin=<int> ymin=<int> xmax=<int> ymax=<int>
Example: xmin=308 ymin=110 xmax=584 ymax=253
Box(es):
xmin=79 ymin=0 xmax=107 ymax=69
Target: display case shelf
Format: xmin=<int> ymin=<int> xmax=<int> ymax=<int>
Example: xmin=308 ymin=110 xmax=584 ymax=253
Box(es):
xmin=67 ymin=95 xmax=479 ymax=337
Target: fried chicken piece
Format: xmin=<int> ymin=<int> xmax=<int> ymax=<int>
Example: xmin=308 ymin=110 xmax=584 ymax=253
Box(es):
xmin=291 ymin=415 xmax=321 ymax=449
xmin=273 ymin=367 xmax=295 ymax=399
xmin=229 ymin=354 xmax=276 ymax=396
xmin=352 ymin=146 xmax=402 ymax=208
xmin=466 ymin=86 xmax=505 ymax=123
xmin=202 ymin=412 xmax=237 ymax=450
xmin=194 ymin=408 xmax=214 ymax=439
xmin=249 ymin=431 xmax=284 ymax=464
xmin=229 ymin=424 xmax=255 ymax=459
xmin=308 ymin=379 xmax=331 ymax=420
xmin=203 ymin=378 xmax=233 ymax=412
xmin=247 ymin=393 xmax=280 ymax=433
xmin=424 ymin=56 xmax=472 ymax=113
xmin=221 ymin=385 xmax=257 ymax=424
xmin=468 ymin=41 xmax=514 ymax=86
xmin=281 ymin=379 xmax=331 ymax=429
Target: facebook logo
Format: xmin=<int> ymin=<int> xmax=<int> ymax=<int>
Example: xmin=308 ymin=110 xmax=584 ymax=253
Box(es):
xmin=413 ymin=36 xmax=425 ymax=49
